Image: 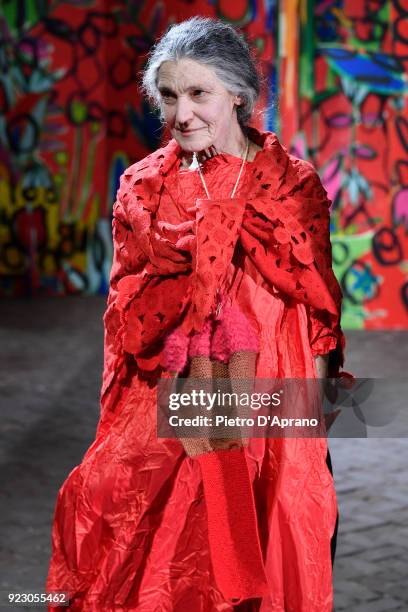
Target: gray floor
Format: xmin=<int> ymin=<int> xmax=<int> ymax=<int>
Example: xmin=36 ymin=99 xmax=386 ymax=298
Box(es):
xmin=0 ymin=297 xmax=407 ymax=611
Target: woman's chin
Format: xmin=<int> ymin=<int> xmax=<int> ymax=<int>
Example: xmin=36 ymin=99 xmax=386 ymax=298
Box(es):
xmin=173 ymin=133 xmax=212 ymax=152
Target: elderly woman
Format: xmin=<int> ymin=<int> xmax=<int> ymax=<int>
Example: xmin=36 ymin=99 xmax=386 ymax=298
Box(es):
xmin=46 ymin=16 xmax=346 ymax=612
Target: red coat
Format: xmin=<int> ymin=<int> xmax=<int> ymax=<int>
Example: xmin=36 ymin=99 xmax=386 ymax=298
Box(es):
xmin=47 ymin=128 xmax=347 ymax=611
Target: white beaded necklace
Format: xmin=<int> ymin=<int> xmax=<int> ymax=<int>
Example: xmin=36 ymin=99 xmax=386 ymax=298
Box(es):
xmin=192 ymin=137 xmax=250 ymax=199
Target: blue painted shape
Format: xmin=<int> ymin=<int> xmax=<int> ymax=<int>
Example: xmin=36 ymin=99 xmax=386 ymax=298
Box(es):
xmin=321 ymin=48 xmax=407 ymax=94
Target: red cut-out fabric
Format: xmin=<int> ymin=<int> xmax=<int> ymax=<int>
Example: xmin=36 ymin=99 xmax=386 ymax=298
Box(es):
xmin=46 ymin=127 xmax=348 ymax=611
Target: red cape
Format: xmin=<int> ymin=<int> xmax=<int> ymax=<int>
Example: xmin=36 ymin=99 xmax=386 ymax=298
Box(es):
xmin=47 ymin=129 xmax=346 ymax=609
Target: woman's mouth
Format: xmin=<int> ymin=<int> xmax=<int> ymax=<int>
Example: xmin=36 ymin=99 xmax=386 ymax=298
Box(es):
xmin=178 ymin=128 xmax=202 ymax=135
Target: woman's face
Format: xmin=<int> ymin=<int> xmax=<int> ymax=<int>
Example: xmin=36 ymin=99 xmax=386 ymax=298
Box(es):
xmin=156 ymin=58 xmax=242 ymax=153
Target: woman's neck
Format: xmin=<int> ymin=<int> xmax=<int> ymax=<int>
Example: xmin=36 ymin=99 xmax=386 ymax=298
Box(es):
xmin=179 ymin=137 xmax=262 ymax=170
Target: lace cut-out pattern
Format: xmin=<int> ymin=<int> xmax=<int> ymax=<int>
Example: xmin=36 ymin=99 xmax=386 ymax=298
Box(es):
xmin=103 ymin=127 xmax=346 ymax=388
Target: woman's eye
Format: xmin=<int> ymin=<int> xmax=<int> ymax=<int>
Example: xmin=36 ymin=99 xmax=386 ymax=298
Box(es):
xmin=193 ymin=90 xmax=204 ymax=97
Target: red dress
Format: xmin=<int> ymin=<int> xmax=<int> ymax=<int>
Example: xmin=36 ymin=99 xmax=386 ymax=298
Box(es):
xmin=46 ymin=128 xmax=346 ymax=611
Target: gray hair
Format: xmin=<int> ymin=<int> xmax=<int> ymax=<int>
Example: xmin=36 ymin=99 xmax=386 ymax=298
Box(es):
xmin=141 ymin=16 xmax=262 ymax=129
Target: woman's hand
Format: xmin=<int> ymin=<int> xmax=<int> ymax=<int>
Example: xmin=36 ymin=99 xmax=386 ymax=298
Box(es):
xmin=314 ymin=353 xmax=338 ymax=434
xmin=314 ymin=353 xmax=329 ymax=379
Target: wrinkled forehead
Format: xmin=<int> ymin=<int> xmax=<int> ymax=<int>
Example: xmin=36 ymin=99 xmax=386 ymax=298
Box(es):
xmin=156 ymin=59 xmax=222 ymax=92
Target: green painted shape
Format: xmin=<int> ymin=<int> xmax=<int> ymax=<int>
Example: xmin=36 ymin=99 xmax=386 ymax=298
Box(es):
xmin=313 ymin=87 xmax=340 ymax=106
xmin=299 ymin=0 xmax=315 ymax=99
xmin=2 ymin=0 xmax=48 ymax=36
xmin=332 ymin=232 xmax=377 ymax=330
xmin=2 ymin=3 xmax=18 ymax=34
xmin=332 ymin=232 xmax=374 ymax=279
xmin=348 ymin=1 xmax=390 ymax=51
xmin=341 ymin=307 xmax=367 ymax=330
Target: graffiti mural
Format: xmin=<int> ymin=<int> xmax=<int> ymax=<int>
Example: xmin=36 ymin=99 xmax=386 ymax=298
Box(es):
xmin=275 ymin=0 xmax=408 ymax=328
xmin=0 ymin=1 xmax=406 ymax=328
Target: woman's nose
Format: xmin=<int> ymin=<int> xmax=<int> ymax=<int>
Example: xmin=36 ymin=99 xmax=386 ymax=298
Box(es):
xmin=175 ymin=96 xmax=194 ymax=126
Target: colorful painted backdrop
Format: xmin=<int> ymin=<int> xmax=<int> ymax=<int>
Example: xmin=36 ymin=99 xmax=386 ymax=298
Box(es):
xmin=1 ymin=1 xmax=407 ymax=329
